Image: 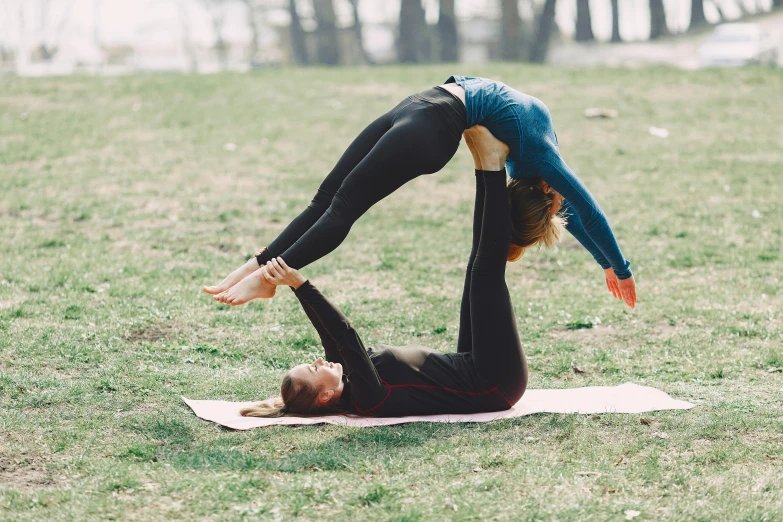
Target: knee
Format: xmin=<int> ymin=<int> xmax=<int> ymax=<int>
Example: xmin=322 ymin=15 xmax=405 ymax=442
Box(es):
xmin=327 ymin=190 xmax=363 ymax=221
xmin=504 ymin=366 xmax=528 ymax=406
xmin=310 ymin=188 xmax=334 ymax=209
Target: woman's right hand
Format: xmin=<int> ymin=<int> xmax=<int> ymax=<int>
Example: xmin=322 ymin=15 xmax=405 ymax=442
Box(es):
xmin=262 ymin=257 xmax=306 ymax=289
xmin=617 ymin=275 xmax=637 ymax=309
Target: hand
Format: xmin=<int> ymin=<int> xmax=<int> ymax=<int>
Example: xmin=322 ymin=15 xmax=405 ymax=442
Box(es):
xmin=604 ymin=268 xmax=636 ymax=308
xmin=618 ymin=275 xmax=637 ymax=309
xmin=262 ymin=257 xmax=306 ymax=289
xmin=253 ymin=246 xmax=267 ymax=257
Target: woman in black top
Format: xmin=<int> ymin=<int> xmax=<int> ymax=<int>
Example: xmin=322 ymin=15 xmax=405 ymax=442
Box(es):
xmin=241 ymin=167 xmax=527 ymax=418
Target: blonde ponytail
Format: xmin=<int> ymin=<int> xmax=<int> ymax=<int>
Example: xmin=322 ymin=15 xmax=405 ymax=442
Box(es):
xmin=240 ymin=369 xmax=350 ymax=418
xmin=240 ymin=397 xmax=286 ymax=418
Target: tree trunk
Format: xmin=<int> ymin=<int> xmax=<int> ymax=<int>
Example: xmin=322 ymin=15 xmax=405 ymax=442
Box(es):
xmin=649 ymin=0 xmax=668 ymax=39
xmin=398 ymin=0 xmax=428 ymax=63
xmin=241 ymin=0 xmax=261 ymax=62
xmin=288 ymin=0 xmax=309 ymax=65
xmin=709 ymin=0 xmax=726 ymax=22
xmin=209 ymin=8 xmax=229 ymax=70
xmin=575 ymin=0 xmax=594 ymax=42
xmin=529 ymin=0 xmax=557 ymax=63
xmin=689 ymin=0 xmax=707 ymax=31
xmin=313 ymin=0 xmax=340 ymax=65
xmin=177 ymin=0 xmax=198 ymax=72
xmin=348 ymin=0 xmax=373 ymax=64
xmin=438 ymin=0 xmax=458 ymax=62
xmin=610 ymin=0 xmax=621 ymax=43
xmin=500 ymin=0 xmax=524 ymax=60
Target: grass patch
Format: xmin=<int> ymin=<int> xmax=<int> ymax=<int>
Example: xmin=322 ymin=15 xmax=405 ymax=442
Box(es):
xmin=0 ymin=65 xmax=781 ymax=520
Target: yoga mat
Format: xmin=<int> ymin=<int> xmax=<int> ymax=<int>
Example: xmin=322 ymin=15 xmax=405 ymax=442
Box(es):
xmin=183 ymin=383 xmax=695 ymax=430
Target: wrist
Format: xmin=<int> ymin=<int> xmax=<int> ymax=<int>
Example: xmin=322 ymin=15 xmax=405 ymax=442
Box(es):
xmin=290 ymin=275 xmax=306 ymax=290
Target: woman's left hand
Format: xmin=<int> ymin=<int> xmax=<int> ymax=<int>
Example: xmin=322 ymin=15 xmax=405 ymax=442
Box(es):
xmin=263 ymin=257 xmax=306 ymax=289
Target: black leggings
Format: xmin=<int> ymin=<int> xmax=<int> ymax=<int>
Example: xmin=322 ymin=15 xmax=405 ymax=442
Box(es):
xmin=256 ymin=87 xmax=466 ymax=269
xmin=458 ymin=170 xmax=528 ymax=403
xmin=294 ymin=170 xmax=527 ymax=408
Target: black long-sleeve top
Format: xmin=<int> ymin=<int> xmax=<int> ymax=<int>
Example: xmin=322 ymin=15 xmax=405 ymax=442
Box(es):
xmin=292 ymin=282 xmax=512 ymax=417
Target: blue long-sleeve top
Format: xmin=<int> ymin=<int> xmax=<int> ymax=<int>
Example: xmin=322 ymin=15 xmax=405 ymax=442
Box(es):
xmin=446 ymin=75 xmax=632 ymax=279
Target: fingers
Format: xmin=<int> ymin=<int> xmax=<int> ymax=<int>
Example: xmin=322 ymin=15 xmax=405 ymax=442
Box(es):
xmin=277 ymin=257 xmax=292 ymax=272
xmin=606 ymin=277 xmax=621 ymax=299
xmin=625 ymin=286 xmax=637 ymax=309
xmin=263 ymin=264 xmax=280 ymax=283
xmin=262 ymin=267 xmax=276 ymax=284
xmin=269 ymin=258 xmax=285 ymax=278
xmin=618 ymin=277 xmax=637 ymax=309
xmin=264 ymin=258 xmax=287 ymax=285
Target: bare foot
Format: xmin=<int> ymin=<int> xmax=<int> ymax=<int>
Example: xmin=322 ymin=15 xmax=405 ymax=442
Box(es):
xmin=215 ymin=266 xmax=276 ymax=306
xmin=203 ymin=255 xmax=262 ymax=295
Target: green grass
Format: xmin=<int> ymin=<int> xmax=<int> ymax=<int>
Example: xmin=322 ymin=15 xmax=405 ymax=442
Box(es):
xmin=1 ymin=64 xmax=781 ymax=521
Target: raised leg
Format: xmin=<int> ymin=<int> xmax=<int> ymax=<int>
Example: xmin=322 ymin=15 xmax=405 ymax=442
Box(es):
xmin=205 ymin=109 xmax=396 ymax=300
xmin=278 ymin=112 xmax=461 ymax=269
xmin=457 ymin=126 xmax=511 ymax=352
xmin=469 ymin=170 xmax=527 ymax=404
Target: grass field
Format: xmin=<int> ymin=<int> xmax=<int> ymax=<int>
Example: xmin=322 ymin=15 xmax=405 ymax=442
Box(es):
xmin=1 ymin=64 xmax=781 ymax=521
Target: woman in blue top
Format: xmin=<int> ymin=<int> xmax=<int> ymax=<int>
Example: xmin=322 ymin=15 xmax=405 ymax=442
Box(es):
xmin=204 ymin=77 xmax=637 ymax=308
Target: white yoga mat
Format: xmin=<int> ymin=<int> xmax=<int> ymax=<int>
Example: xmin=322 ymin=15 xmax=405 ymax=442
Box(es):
xmin=183 ymin=382 xmax=695 ymax=430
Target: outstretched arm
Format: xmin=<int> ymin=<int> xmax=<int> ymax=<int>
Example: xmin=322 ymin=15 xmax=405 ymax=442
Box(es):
xmin=537 ymin=152 xmax=631 ymax=278
xmin=560 ymin=200 xmax=627 ymax=302
xmin=537 ymin=150 xmax=636 ymax=307
xmin=263 ymin=259 xmax=386 ymax=400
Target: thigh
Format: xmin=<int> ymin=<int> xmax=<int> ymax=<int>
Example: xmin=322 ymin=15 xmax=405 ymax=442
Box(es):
xmin=332 ymin=114 xmax=462 ymax=215
xmin=316 ymin=104 xmax=400 ymax=196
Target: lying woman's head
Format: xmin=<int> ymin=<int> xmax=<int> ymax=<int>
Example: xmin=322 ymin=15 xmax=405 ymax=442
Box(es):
xmin=507 ymin=177 xmax=566 ymax=262
xmin=240 ymin=358 xmax=345 ymax=418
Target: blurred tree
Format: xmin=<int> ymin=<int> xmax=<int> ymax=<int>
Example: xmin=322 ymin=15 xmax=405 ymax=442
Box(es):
xmin=709 ymin=0 xmax=727 ymax=21
xmin=398 ymin=0 xmax=429 ymax=63
xmin=438 ymin=0 xmax=458 ymax=62
xmin=204 ymin=1 xmax=229 ymax=69
xmin=529 ymin=0 xmax=557 ymax=63
xmin=240 ymin=0 xmax=261 ymax=62
xmin=649 ymin=0 xmax=668 ymax=39
xmin=94 ymin=0 xmax=102 ymax=48
xmin=348 ymin=0 xmax=373 ymax=64
xmin=177 ymin=0 xmax=198 ymax=72
xmin=575 ymin=0 xmax=594 ymax=42
xmin=775 ymin=0 xmax=782 ymax=8
xmin=313 ymin=0 xmax=340 ymax=65
xmin=610 ymin=0 xmax=621 ymax=43
xmin=689 ymin=0 xmax=707 ymax=30
xmin=289 ymin=0 xmax=309 ymax=64
xmin=33 ymin=0 xmax=74 ymax=61
xmin=500 ymin=0 xmax=524 ymax=60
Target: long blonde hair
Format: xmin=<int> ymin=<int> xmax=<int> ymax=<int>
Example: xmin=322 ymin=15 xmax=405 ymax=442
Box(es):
xmin=240 ymin=371 xmax=348 ymax=418
xmin=506 ymin=177 xmax=565 ymax=261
